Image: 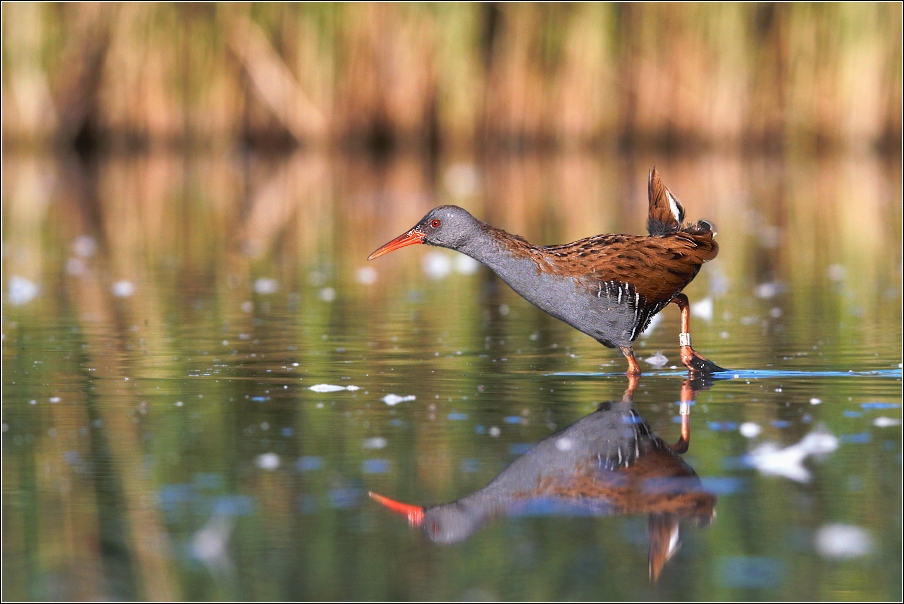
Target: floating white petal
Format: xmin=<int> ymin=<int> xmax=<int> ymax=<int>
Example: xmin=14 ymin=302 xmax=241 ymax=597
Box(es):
xmin=644 ymin=351 xmax=668 ymax=367
xmin=309 ymin=384 xmax=348 ymax=393
xmin=382 ymin=394 xmax=416 ymax=406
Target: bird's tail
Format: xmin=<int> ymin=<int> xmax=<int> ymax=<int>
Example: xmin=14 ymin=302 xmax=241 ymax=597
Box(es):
xmin=647 ymin=167 xmax=718 ymax=261
xmin=647 ymin=167 xmax=686 ymax=236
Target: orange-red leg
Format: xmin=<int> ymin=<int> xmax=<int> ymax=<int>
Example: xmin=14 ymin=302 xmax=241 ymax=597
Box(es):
xmin=671 ymin=294 xmax=724 ymax=373
xmin=670 ymin=378 xmax=695 ymax=453
xmin=622 ymin=372 xmax=640 ymax=402
xmin=620 ymin=346 xmax=642 ymax=376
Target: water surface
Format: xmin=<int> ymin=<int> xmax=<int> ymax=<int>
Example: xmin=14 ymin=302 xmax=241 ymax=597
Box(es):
xmin=3 ymin=152 xmax=901 ymax=600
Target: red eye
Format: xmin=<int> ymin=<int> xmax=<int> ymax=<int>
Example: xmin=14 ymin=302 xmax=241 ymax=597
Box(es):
xmin=430 ymin=219 xmax=441 ymax=229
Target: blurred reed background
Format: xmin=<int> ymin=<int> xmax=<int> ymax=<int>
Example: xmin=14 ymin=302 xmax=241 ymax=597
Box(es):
xmin=2 ymin=2 xmax=901 ymax=154
xmin=3 ymin=5 xmax=903 ymax=601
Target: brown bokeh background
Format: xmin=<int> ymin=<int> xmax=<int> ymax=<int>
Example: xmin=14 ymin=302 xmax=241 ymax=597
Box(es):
xmin=3 ymin=5 xmax=903 ymax=601
xmin=2 ymin=3 xmax=901 ymax=154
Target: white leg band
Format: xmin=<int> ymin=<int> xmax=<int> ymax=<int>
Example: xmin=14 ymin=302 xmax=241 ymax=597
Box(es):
xmin=679 ymin=402 xmax=690 ymax=416
xmin=679 ymin=332 xmax=692 ymax=347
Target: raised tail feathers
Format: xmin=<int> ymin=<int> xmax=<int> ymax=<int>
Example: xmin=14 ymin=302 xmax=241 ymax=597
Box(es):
xmin=646 ymin=168 xmax=717 ymax=242
xmin=647 ymin=168 xmax=685 ymax=236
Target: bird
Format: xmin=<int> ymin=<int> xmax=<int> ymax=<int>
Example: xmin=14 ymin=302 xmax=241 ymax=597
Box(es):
xmin=367 ymin=167 xmax=723 ymax=375
xmin=369 ymin=377 xmax=717 ymax=581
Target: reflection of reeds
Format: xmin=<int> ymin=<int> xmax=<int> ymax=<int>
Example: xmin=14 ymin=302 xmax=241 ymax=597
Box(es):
xmin=2 ymin=4 xmax=901 ymax=152
xmin=3 ymin=150 xmax=902 ymax=599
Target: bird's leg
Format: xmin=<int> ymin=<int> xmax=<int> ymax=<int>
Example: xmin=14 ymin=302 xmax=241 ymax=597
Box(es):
xmin=622 ymin=373 xmax=640 ymax=402
xmin=620 ymin=346 xmax=642 ymax=376
xmin=671 ymin=294 xmax=724 ymax=373
xmin=670 ymin=378 xmax=695 ymax=453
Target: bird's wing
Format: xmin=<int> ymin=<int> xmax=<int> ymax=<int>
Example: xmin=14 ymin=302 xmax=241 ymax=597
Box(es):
xmin=539 ymin=233 xmax=718 ymax=304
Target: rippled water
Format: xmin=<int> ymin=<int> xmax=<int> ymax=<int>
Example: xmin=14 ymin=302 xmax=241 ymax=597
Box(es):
xmin=2 ymin=152 xmax=902 ymax=600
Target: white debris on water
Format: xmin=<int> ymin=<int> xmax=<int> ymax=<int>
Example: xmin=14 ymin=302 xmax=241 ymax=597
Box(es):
xmin=362 ymin=437 xmax=387 ymax=450
xmin=691 ymin=297 xmax=713 ymax=321
xmin=873 ymin=416 xmax=901 ymax=427
xmin=7 ymin=276 xmax=39 ymax=306
xmin=254 ymin=278 xmax=279 ymax=294
xmin=240 ymin=301 xmax=253 ymax=313
xmin=319 ymin=287 xmax=336 ymax=302
xmin=355 ymin=267 xmax=378 ymax=284
xmin=111 ymin=280 xmax=136 ymax=297
xmin=745 ymin=426 xmax=838 ymax=483
xmin=256 ymin=452 xmax=280 ymax=470
xmin=644 ymin=351 xmax=668 ymax=368
xmin=382 ymin=394 xmax=416 ymax=406
xmin=423 ymin=252 xmax=452 ymax=280
xmin=810 ymin=398 xmax=822 ymax=405
xmin=739 ymin=422 xmax=762 ymax=438
xmin=309 ymin=384 xmax=353 ymax=393
xmin=814 ymin=524 xmax=875 ymax=559
xmin=489 ymin=426 xmax=501 ymax=437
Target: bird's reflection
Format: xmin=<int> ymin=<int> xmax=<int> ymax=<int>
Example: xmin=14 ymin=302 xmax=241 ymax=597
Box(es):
xmin=370 ymin=376 xmax=717 ymax=581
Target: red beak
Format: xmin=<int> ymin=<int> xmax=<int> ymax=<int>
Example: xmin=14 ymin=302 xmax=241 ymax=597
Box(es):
xmin=367 ymin=229 xmax=425 ymax=260
xmin=368 ymin=491 xmax=425 ymax=527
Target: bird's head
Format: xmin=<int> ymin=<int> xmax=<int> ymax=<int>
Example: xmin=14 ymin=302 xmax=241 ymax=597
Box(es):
xmin=368 ymin=491 xmax=486 ymax=544
xmin=368 ymin=206 xmax=480 ymax=260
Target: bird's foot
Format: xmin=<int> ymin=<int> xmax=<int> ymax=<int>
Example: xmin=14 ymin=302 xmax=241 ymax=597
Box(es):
xmin=680 ymin=346 xmax=725 ymax=373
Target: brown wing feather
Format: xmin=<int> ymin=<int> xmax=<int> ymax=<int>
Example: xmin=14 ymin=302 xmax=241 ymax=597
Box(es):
xmin=537 ymin=232 xmax=718 ymax=303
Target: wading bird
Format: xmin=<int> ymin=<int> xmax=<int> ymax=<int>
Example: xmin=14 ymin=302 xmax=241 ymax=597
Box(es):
xmin=368 ymin=168 xmax=723 ymax=375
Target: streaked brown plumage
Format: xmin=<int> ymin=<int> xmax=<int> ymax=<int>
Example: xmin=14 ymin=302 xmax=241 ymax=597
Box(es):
xmin=368 ymin=167 xmax=723 ymax=375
